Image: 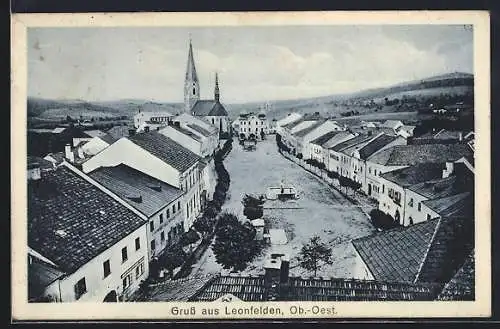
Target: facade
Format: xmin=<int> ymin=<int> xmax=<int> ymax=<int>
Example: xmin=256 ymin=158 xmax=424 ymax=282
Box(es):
xmin=28 ymin=163 xmax=149 ymax=302
xmin=88 ymin=165 xmax=185 ymax=263
xmin=233 ymin=112 xmax=270 ymax=140
xmin=296 ymin=120 xmax=345 ymax=159
xmin=133 ymin=111 xmax=174 ymax=130
xmin=173 ymin=113 xmax=220 ymax=155
xmin=184 ymin=40 xmax=230 ymax=134
xmin=81 ymin=132 xmax=202 ymax=231
xmin=275 ymin=112 xmax=303 ymax=136
xmin=327 ymin=134 xmax=372 ymax=176
xmin=78 ymin=134 xmax=117 ymax=157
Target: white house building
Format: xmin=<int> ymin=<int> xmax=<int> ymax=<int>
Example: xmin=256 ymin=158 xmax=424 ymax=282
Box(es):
xmin=88 ymin=164 xmax=185 ymax=263
xmin=173 ymin=113 xmax=220 ymax=155
xmin=28 ymin=162 xmax=149 ymax=302
xmin=82 ymin=131 xmax=202 ymax=231
xmin=77 ymin=133 xmax=117 ymax=157
xmin=133 ymin=111 xmax=174 ymax=130
xmin=233 ymin=112 xmax=270 ymax=140
xmin=327 ymin=134 xmax=373 ymax=176
xmin=275 ymin=112 xmax=303 ymax=136
xmin=295 ymin=120 xmax=346 ymax=159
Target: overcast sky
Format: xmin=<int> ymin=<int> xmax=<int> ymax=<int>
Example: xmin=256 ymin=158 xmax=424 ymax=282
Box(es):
xmin=28 ymin=25 xmax=473 ymax=103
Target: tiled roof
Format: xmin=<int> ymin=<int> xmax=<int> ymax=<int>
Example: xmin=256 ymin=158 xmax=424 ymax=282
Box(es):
xmin=380 ymin=163 xmax=445 ymax=188
xmin=358 ymin=134 xmax=397 ymax=159
xmin=141 ymin=274 xmax=217 ymax=301
xmin=437 ymin=251 xmax=475 ymax=301
xmin=310 ymin=131 xmax=342 ymax=146
xmin=330 ymin=134 xmax=372 ymax=152
xmin=28 ymin=257 xmax=65 ymax=300
xmin=352 ymin=220 xmax=439 ymax=282
xmin=106 ymin=125 xmax=130 ymax=140
xmin=281 ymin=118 xmax=306 ymax=130
xmin=408 ymin=172 xmax=474 ymax=200
xmin=187 ymin=123 xmax=212 ymax=137
xmin=98 ymin=133 xmax=118 ymax=145
xmin=422 ymin=192 xmax=473 ymax=218
xmin=28 ymin=165 xmax=146 ymax=274
xmin=368 ymin=144 xmax=472 ymax=166
xmin=189 ymin=275 xmax=442 ymax=301
xmin=191 ymin=100 xmax=228 ymax=116
xmin=293 ymin=120 xmax=327 ymax=138
xmin=190 ymin=275 xmax=267 ymax=302
xmin=167 ymin=125 xmax=202 ymax=142
xmin=322 ymin=132 xmax=355 ymax=149
xmin=281 ymin=277 xmax=441 ymax=301
xmin=88 ymin=164 xmax=183 ymax=217
xmin=341 ymin=137 xmax=374 ymax=156
xmin=128 ymin=131 xmax=200 ymax=172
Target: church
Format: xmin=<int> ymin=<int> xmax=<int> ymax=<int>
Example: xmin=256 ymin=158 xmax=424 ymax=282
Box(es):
xmin=184 ymin=40 xmax=230 ymax=135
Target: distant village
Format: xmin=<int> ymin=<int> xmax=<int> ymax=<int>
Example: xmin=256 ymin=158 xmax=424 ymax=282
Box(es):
xmin=27 ymin=40 xmax=475 ymax=303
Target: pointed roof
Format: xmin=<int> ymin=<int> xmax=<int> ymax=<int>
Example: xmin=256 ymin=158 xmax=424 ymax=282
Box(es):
xmin=191 ymin=100 xmax=228 ymax=116
xmin=185 ymin=40 xmax=198 ymax=82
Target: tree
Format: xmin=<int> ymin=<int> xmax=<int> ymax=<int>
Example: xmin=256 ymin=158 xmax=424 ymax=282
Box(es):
xmin=369 ymin=209 xmax=399 ymax=230
xmin=193 ymin=215 xmax=217 ymax=238
xmin=242 ymin=194 xmax=265 ymax=220
xmin=297 ymin=235 xmax=333 ymax=277
xmin=158 ymin=245 xmax=187 ymax=278
xmin=213 ymin=213 xmax=263 ymax=271
xmin=179 ymin=229 xmax=201 ymax=246
xmin=296 ymin=153 xmax=303 ymax=160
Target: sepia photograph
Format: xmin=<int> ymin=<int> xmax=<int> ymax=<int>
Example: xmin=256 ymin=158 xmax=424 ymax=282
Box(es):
xmin=11 ymin=11 xmax=491 ymax=320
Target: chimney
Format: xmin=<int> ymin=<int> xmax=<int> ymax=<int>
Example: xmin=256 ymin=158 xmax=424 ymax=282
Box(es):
xmin=459 ymin=131 xmax=463 ymax=141
xmin=77 ymin=147 xmax=84 ymax=159
xmin=442 ymin=162 xmax=454 ymax=178
xmin=65 ymin=144 xmax=74 ymax=163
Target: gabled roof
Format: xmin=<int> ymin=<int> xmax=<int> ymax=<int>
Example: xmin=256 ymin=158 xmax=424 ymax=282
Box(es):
xmin=191 ymin=100 xmax=228 ymax=116
xmin=380 ymin=163 xmax=445 ymax=188
xmin=107 ymin=125 xmax=131 ymax=139
xmin=175 ymin=113 xmax=218 ymax=134
xmin=88 ymin=164 xmax=183 ymax=217
xmin=98 ymin=133 xmax=118 ymax=145
xmin=310 ymin=131 xmax=342 ymax=147
xmin=330 ymin=134 xmax=372 ymax=152
xmin=368 ymin=144 xmax=472 ymax=166
xmin=293 ymin=120 xmax=327 ymax=138
xmin=189 ymin=274 xmax=442 ymax=302
xmin=187 ymin=123 xmax=212 ymax=137
xmin=352 ymin=219 xmax=439 ymax=282
xmin=281 ymin=118 xmax=306 ymax=130
xmin=322 ymin=132 xmax=355 ymax=149
xmin=437 ymin=251 xmax=475 ymax=301
xmin=128 ymin=131 xmax=200 ymax=172
xmin=358 ymin=134 xmax=397 ymax=159
xmin=162 ymin=125 xmax=202 ymax=143
xmin=422 ymin=192 xmax=473 ymax=218
xmin=28 ymin=164 xmax=146 ymax=274
xmin=408 ymin=171 xmax=474 ymax=200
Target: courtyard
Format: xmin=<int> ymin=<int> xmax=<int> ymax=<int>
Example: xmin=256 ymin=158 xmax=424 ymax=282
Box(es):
xmin=190 ymin=137 xmax=376 ymax=278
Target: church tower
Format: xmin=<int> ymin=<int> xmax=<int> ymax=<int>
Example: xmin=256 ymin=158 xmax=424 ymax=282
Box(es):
xmin=184 ymin=39 xmax=200 ymax=113
xmin=214 ymin=72 xmax=220 ymax=102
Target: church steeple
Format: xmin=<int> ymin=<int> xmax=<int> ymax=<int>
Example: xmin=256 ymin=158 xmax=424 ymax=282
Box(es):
xmin=214 ymin=72 xmax=220 ymax=102
xmin=184 ymin=37 xmax=200 ymax=113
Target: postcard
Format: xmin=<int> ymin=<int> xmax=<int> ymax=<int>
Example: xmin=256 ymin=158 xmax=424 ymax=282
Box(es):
xmin=11 ymin=10 xmax=491 ymax=320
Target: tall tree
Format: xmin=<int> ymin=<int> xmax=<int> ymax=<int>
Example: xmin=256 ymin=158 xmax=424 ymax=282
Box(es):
xmin=297 ymin=235 xmax=333 ymax=277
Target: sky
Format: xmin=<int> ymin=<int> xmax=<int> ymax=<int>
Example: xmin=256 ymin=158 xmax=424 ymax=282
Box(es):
xmin=27 ymin=25 xmax=473 ymax=104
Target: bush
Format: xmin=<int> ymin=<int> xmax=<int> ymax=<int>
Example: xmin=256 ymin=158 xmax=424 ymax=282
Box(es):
xmin=179 ymin=229 xmax=201 ymax=246
xmin=296 ymin=153 xmax=303 ymax=159
xmin=158 ymin=244 xmax=187 ymax=277
xmin=369 ymin=209 xmax=399 ymax=230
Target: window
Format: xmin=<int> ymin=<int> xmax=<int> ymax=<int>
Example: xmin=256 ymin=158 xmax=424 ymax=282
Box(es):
xmin=121 ymin=247 xmax=128 ymax=263
xmin=74 ymin=278 xmax=87 ymax=300
xmin=409 ymin=198 xmax=414 ymax=207
xmin=173 ymin=204 xmax=176 ymax=214
xmin=369 ymin=168 xmax=371 ymax=174
xmin=212 ymin=118 xmax=215 ymax=124
xmin=161 ymin=231 xmax=165 ymax=241
xmin=166 ymin=209 xmax=170 ymax=219
xmin=103 ymin=260 xmax=111 ymax=278
xmin=374 ymin=169 xmax=377 ymax=175
xmin=150 ymin=221 xmax=154 ymax=232
xmin=418 ymin=203 xmax=422 ymax=211
xmin=151 ymin=239 xmax=156 ymax=251
xmin=186 ymin=204 xmax=189 ymax=218
xmin=382 ymin=185 xmax=385 ymax=193
xmin=178 ymin=201 xmax=181 ymax=210
xmin=192 ymin=87 xmax=196 ymax=95
xmin=122 ymin=274 xmax=132 ymax=291
xmin=135 ymin=266 xmax=140 ymax=279
xmin=135 ymin=237 xmax=141 ymax=251
xmin=159 ymin=214 xmax=163 ymax=224
xmin=427 ymin=214 xmax=431 ymax=221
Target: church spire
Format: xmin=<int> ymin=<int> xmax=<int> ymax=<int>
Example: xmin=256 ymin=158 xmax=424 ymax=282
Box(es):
xmin=185 ymin=38 xmax=198 ymax=83
xmin=184 ymin=37 xmax=200 ymax=113
xmin=214 ymin=72 xmax=220 ymax=102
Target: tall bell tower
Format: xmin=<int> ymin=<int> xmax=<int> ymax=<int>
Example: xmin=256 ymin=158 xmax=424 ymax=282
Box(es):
xmin=184 ymin=38 xmax=200 ymax=113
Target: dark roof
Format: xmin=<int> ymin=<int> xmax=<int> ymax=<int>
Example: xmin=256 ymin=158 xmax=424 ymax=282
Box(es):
xmin=138 ymin=275 xmax=217 ymax=301
xmin=281 ymin=118 xmax=306 ymax=130
xmin=380 ymin=163 xmax=445 ymax=188
xmin=422 ymin=192 xmax=473 ymax=218
xmin=28 ymin=156 xmax=55 ymax=171
xmin=98 ymin=133 xmax=118 ymax=145
xmin=310 ymin=131 xmax=342 ymax=146
xmin=167 ymin=125 xmax=202 ymax=142
xmin=330 ymin=134 xmax=372 ymax=152
xmin=107 ymin=125 xmax=131 ymax=139
xmin=187 ymin=123 xmax=212 ymax=137
xmin=408 ymin=171 xmax=474 ymax=200
xmin=128 ymin=131 xmax=200 ymax=172
xmin=358 ymin=134 xmax=397 ymax=159
xmin=368 ymin=144 xmax=472 ymax=166
xmin=352 ymin=220 xmax=439 ymax=282
xmin=437 ymin=251 xmax=475 ymax=301
xmin=88 ymin=164 xmax=183 ymax=217
xmin=28 ymin=257 xmax=65 ymax=300
xmin=191 ymin=100 xmax=228 ymax=116
xmin=189 ymin=275 xmax=442 ymax=302
xmin=293 ymin=120 xmax=327 ymax=137
xmin=44 ymin=152 xmax=65 ymax=165
xmin=28 ymin=165 xmax=146 ymax=274
xmin=83 ymin=130 xmax=107 ymax=138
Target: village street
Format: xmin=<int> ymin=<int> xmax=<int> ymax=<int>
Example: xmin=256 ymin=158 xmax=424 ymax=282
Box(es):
xmin=189 ymin=137 xmax=376 ymax=279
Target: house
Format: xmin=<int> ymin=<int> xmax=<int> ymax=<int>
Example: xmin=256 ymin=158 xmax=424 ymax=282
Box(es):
xmin=350 ymin=133 xmax=406 ymax=194
xmin=233 ymin=112 xmax=270 ymax=140
xmin=133 ymin=111 xmax=174 ymax=130
xmin=28 ymin=162 xmax=149 ymax=302
xmin=352 ymin=215 xmax=474 ymax=288
xmin=397 ymin=125 xmax=416 ymax=139
xmin=172 ymin=113 xmax=220 ymax=155
xmin=338 ymin=135 xmax=375 ymax=180
xmin=309 ymin=131 xmax=355 ymax=165
xmin=88 ymin=164 xmax=185 ymax=263
xmin=82 ymin=131 xmax=202 ymax=231
xmin=72 ymin=129 xmax=107 ymax=147
xmin=381 ymin=120 xmax=404 ymax=132
xmin=279 ymin=113 xmax=324 ymax=154
xmin=328 ymin=134 xmax=373 ymax=176
xmin=295 ymin=120 xmax=346 ymax=159
xmin=184 ymin=40 xmax=230 ymax=134
xmin=275 ymin=113 xmax=303 ymax=136
xmin=106 ymin=125 xmax=132 ymax=140
xmin=411 ymin=129 xmax=467 ymax=145
xmin=78 ymin=133 xmax=117 ymax=157
xmin=28 ymin=126 xmax=91 ymax=157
